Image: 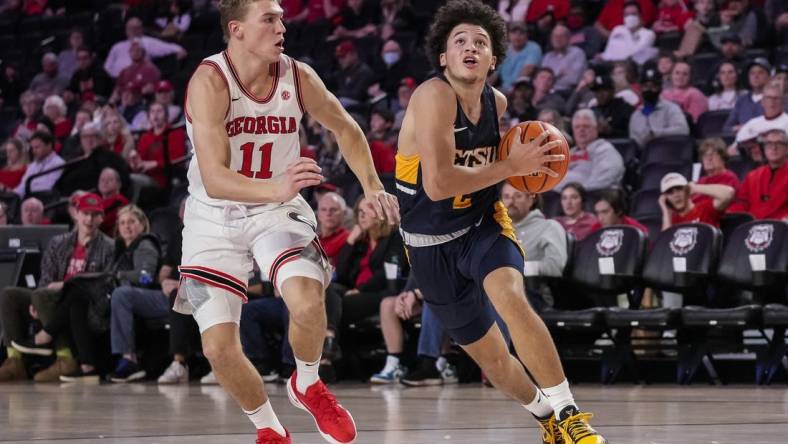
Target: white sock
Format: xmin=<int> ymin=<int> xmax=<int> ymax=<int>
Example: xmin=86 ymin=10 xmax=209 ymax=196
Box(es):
xmin=244 ymin=400 xmax=286 ymax=436
xmin=523 ymin=389 xmax=553 ymax=419
xmin=436 ymin=356 xmax=448 ymax=372
xmin=383 ymin=355 xmax=400 ymax=373
xmin=295 ymin=356 xmax=320 ymax=393
xmin=542 ymin=379 xmax=578 ymax=420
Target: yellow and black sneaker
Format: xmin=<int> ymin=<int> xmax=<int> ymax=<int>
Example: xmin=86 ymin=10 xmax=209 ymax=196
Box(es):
xmin=556 ymin=406 xmax=607 ymax=444
xmin=535 ymin=414 xmax=564 ymax=444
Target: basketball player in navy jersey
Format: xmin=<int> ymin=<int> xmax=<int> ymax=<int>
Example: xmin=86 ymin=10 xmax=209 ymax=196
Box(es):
xmin=181 ymin=1 xmax=398 ymax=443
xmin=396 ymin=1 xmax=606 ymax=443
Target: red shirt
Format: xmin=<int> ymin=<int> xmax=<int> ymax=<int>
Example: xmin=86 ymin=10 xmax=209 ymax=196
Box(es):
xmin=727 ymin=163 xmax=788 ymax=220
xmin=319 ymin=228 xmax=350 ymax=265
xmin=694 ymin=170 xmax=740 ymax=205
xmin=370 ymin=141 xmax=395 ymax=174
xmin=0 ymin=166 xmax=26 ymax=189
xmin=591 ymin=215 xmax=649 ymax=235
xmin=354 ymin=242 xmax=374 ymax=288
xmin=655 ymin=2 xmax=693 ymax=31
xmin=111 ymin=135 xmax=127 ymax=155
xmin=136 ymin=126 xmax=187 ymax=188
xmin=672 ymin=199 xmax=722 ymax=227
xmin=555 ymin=212 xmax=599 ymax=241
xmin=64 ymin=241 xmax=87 ymax=281
xmin=281 ymin=0 xmax=304 ymax=20
xmin=305 ymin=0 xmax=344 ymax=23
xmin=597 ymin=0 xmax=657 ymax=30
xmin=100 ymin=193 xmax=130 ymax=235
xmin=54 ymin=118 xmax=72 ymax=141
xmin=526 ymin=0 xmax=570 ymax=23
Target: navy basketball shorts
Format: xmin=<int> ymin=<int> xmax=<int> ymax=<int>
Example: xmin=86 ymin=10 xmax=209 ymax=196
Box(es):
xmin=406 ymin=219 xmax=525 ymax=345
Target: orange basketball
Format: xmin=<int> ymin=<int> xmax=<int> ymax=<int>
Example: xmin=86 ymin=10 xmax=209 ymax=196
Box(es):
xmin=498 ymin=120 xmax=570 ymax=193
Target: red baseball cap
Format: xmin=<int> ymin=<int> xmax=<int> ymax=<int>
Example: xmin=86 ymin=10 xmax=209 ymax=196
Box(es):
xmin=156 ymin=80 xmax=173 ymax=93
xmin=75 ymin=193 xmax=104 ymax=214
xmin=335 ymin=41 xmax=356 ymax=58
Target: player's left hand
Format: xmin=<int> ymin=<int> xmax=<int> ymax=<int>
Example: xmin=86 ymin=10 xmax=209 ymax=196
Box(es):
xmin=363 ymin=189 xmax=400 ymax=225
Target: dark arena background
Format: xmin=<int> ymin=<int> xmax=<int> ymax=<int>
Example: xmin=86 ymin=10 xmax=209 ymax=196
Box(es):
xmin=0 ymin=0 xmax=787 ymax=443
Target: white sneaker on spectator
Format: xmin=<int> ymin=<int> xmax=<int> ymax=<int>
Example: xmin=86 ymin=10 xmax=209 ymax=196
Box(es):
xmin=200 ymin=371 xmax=218 ymax=384
xmin=441 ymin=363 xmax=459 ymax=384
xmin=158 ymin=361 xmax=189 ymax=384
xmin=370 ymin=362 xmax=407 ymax=384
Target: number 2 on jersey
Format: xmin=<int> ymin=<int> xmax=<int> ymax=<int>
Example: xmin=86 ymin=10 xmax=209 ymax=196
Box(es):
xmin=452 ymin=194 xmax=472 ymax=209
xmin=238 ymin=142 xmax=273 ymax=179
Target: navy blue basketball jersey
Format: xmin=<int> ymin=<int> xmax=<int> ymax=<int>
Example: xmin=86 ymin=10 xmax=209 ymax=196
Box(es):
xmin=396 ymin=74 xmax=501 ymax=240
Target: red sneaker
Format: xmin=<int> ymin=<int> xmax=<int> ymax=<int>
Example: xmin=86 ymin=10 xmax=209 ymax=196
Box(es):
xmin=256 ymin=427 xmax=291 ymax=444
xmin=286 ymin=371 xmax=357 ymax=444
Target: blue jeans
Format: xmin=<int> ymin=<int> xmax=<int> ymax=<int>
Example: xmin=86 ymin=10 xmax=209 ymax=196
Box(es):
xmin=110 ymin=286 xmax=170 ymax=355
xmin=240 ymin=297 xmax=294 ymax=366
xmin=417 ymin=303 xmax=511 ymax=358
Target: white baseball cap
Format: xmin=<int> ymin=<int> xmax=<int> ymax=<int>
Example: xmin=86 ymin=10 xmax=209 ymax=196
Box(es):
xmin=660 ymin=172 xmax=688 ymax=193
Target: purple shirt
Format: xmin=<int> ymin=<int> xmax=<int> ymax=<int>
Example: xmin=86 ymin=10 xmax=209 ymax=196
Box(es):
xmin=14 ymin=151 xmax=65 ymax=196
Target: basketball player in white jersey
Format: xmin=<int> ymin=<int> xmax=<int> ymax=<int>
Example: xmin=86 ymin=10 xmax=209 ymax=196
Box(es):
xmin=178 ymin=1 xmax=398 ymax=443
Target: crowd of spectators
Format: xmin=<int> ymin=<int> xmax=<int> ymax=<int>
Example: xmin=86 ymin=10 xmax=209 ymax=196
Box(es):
xmin=0 ymin=0 xmax=786 ymax=385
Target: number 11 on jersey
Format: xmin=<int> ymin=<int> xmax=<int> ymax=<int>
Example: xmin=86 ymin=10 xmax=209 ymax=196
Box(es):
xmin=238 ymin=142 xmax=273 ymax=179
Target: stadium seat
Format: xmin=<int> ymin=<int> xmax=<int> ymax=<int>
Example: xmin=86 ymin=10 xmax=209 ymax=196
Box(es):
xmin=671 ymin=221 xmax=780 ymax=384
xmin=719 ymin=213 xmax=754 ymax=247
xmin=569 ymin=225 xmax=647 ymax=298
xmin=717 ymin=220 xmax=787 ymax=297
xmin=760 ymin=304 xmax=788 ymax=384
xmin=630 ymin=189 xmax=662 ymax=218
xmin=639 ymin=162 xmax=692 ymax=192
xmin=642 ymin=223 xmax=722 ymax=301
xmin=727 ymin=157 xmax=757 ymax=180
xmin=690 ymin=52 xmax=722 ymax=86
xmin=634 ymin=214 xmax=661 ymax=243
xmin=609 ymin=138 xmax=639 ymax=168
xmin=602 ymin=306 xmax=681 ymax=383
xmin=695 ymin=110 xmax=731 ymax=139
xmin=641 ymin=135 xmax=695 ymax=168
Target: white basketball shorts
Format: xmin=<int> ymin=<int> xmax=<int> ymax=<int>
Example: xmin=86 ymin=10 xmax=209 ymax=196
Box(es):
xmin=175 ymin=195 xmax=332 ymax=332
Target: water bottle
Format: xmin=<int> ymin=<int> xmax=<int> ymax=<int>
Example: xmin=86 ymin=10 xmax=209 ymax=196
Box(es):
xmin=139 ymin=270 xmax=153 ymax=286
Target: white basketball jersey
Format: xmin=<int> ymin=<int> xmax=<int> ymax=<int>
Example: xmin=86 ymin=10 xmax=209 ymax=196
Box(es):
xmin=185 ymin=51 xmax=305 ymax=207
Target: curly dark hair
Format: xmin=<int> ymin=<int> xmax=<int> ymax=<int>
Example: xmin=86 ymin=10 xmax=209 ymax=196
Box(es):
xmin=425 ymin=0 xmax=508 ymax=72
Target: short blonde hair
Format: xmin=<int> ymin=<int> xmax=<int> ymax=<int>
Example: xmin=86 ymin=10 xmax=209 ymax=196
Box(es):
xmin=219 ymin=0 xmax=276 ymax=42
xmin=115 ymin=204 xmax=150 ymax=238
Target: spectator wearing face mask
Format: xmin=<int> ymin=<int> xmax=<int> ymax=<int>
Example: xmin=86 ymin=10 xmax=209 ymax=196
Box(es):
xmin=368 ymin=40 xmax=411 ymax=101
xmin=629 ymin=68 xmax=690 ymax=148
xmin=599 ymin=1 xmax=658 ymax=65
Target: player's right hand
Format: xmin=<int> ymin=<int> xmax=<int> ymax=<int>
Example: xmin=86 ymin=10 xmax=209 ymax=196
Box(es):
xmin=505 ymin=128 xmax=566 ymax=178
xmin=274 ymin=157 xmax=323 ymax=202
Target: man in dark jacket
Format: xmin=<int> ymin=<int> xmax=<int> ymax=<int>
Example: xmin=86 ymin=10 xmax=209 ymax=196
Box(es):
xmin=0 ymin=193 xmax=114 ymax=383
xmin=329 ymin=40 xmax=375 ymax=107
xmin=56 ymin=122 xmax=132 ymax=197
xmin=590 ymin=74 xmax=634 ymax=139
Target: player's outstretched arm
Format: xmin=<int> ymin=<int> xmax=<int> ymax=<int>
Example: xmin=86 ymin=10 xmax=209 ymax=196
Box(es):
xmin=409 ymin=80 xmax=564 ymax=201
xmin=188 ymin=65 xmax=322 ymax=203
xmin=296 ymin=60 xmax=399 ymax=223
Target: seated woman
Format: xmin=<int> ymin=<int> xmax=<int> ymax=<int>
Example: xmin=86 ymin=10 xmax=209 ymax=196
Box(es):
xmin=0 ymin=138 xmax=28 ymax=192
xmin=554 ymin=182 xmax=598 ymax=241
xmin=13 ymin=204 xmax=162 ymax=382
xmin=322 ymin=196 xmax=405 ymax=381
xmin=105 ymin=205 xmax=165 ymax=383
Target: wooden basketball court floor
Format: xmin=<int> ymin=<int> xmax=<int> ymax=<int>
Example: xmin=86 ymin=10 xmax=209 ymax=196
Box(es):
xmin=1 ymin=383 xmax=787 ymax=443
